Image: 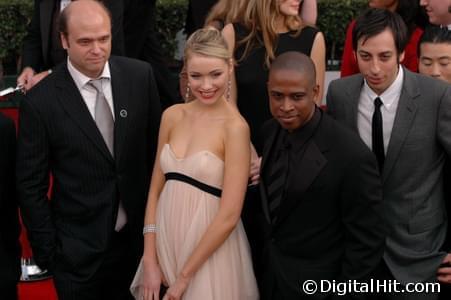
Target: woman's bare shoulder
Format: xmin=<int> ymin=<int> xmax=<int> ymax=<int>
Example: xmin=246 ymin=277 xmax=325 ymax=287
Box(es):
xmin=224 ymin=106 xmax=250 ymax=138
xmin=162 ymin=103 xmax=186 ymax=123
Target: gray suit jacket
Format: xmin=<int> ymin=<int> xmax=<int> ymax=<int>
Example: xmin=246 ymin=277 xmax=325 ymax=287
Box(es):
xmin=327 ymin=67 xmax=451 ymax=284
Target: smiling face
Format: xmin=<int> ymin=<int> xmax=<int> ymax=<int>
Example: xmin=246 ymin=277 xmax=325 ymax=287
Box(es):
xmin=278 ymin=0 xmax=301 ymax=17
xmin=268 ymin=68 xmax=317 ymax=132
xmin=419 ymin=42 xmax=451 ymax=83
xmin=61 ymin=2 xmax=111 ymax=79
xmin=356 ymin=29 xmax=404 ymax=95
xmin=420 ymin=0 xmax=451 ymax=26
xmin=185 ymin=53 xmax=231 ymax=105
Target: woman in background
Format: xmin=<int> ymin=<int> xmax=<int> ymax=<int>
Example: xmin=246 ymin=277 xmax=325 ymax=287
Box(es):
xmin=205 ymin=0 xmax=317 ymax=30
xmin=223 ymin=0 xmax=325 ymax=156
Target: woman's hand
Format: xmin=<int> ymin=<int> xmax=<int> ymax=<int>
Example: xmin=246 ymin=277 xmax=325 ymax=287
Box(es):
xmin=249 ymin=144 xmax=261 ymax=185
xmin=162 ymin=274 xmax=190 ymax=300
xmin=141 ymin=259 xmax=163 ymax=300
xmin=249 ymin=156 xmax=261 ymax=185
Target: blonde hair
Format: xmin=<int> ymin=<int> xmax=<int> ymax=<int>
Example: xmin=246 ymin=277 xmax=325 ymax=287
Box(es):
xmin=182 ymin=28 xmax=231 ymax=102
xmin=204 ymin=0 xmax=247 ymax=29
xmin=184 ymin=28 xmax=231 ymax=63
xmin=238 ymin=0 xmax=303 ymax=67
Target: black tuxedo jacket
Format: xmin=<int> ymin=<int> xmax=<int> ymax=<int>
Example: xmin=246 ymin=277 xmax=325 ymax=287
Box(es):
xmin=16 ymin=56 xmax=161 ymax=281
xmin=0 ymin=113 xmax=20 ymax=292
xmin=259 ymin=110 xmax=385 ymax=299
xmin=185 ymin=0 xmax=218 ymax=35
xmin=22 ymin=0 xmax=125 ymax=71
xmin=123 ymin=0 xmax=180 ymax=108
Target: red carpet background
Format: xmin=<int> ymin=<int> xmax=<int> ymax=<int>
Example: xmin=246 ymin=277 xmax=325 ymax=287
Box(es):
xmin=18 ymin=280 xmax=58 ymax=300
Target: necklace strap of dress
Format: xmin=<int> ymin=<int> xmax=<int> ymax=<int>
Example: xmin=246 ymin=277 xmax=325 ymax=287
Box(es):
xmin=165 ymin=172 xmax=222 ymax=198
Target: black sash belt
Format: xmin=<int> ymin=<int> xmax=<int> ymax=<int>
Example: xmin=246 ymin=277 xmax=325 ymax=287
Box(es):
xmin=165 ymin=172 xmax=222 ymax=198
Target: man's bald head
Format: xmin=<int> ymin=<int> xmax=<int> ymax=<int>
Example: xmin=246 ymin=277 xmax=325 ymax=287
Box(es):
xmin=59 ymin=0 xmax=112 ymax=78
xmin=58 ymin=0 xmax=112 ymax=37
xmin=270 ymin=52 xmax=317 ymax=87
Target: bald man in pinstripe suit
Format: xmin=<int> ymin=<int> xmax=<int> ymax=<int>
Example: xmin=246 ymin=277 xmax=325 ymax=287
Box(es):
xmin=16 ymin=1 xmax=161 ymax=299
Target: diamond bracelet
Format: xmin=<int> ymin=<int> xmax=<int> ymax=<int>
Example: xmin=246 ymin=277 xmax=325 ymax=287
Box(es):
xmin=143 ymin=224 xmax=157 ymax=234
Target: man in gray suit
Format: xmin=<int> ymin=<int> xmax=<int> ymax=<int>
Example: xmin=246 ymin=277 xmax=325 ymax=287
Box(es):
xmin=327 ymin=8 xmax=451 ymax=299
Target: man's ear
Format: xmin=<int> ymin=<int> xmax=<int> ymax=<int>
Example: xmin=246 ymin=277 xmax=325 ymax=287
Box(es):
xmin=399 ymin=51 xmax=405 ymax=64
xmin=312 ymin=83 xmax=320 ymax=102
xmin=60 ymin=33 xmax=68 ymax=49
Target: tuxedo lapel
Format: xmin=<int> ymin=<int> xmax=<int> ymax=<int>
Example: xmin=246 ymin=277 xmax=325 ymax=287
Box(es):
xmin=275 ymin=140 xmax=327 ymax=225
xmin=109 ymin=60 xmax=129 ymax=165
xmin=382 ymin=70 xmax=419 ymax=182
xmin=55 ymin=66 xmax=114 ymax=163
xmin=40 ymin=0 xmax=54 ymax=59
xmin=260 ymin=121 xmax=279 ymax=173
xmin=260 ymin=121 xmax=280 ymax=224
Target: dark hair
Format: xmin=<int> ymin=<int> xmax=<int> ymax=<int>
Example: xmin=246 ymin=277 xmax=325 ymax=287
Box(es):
xmin=352 ymin=8 xmax=408 ymax=55
xmin=58 ymin=0 xmax=112 ymax=37
xmin=395 ymin=0 xmax=420 ymax=35
xmin=418 ymin=26 xmax=451 ymax=56
xmin=270 ymin=51 xmax=316 ymax=86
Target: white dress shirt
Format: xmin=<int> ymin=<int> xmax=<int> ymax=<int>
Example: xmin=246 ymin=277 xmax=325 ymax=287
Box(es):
xmin=67 ymin=58 xmax=115 ymax=121
xmin=357 ymin=67 xmax=404 ymax=154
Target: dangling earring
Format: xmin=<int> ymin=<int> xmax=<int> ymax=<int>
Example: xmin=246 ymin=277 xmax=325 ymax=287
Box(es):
xmin=226 ymin=79 xmax=231 ymax=101
xmin=185 ymin=83 xmax=190 ymax=102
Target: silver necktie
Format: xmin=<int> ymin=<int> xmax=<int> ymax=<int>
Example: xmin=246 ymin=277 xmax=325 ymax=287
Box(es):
xmin=88 ymin=79 xmax=127 ymax=231
xmin=89 ymin=79 xmax=114 ymax=156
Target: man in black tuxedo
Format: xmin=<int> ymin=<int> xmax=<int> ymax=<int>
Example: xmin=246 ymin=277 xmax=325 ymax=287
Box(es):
xmin=0 ymin=113 xmax=20 ymax=300
xmin=16 ymin=1 xmax=161 ymax=299
xmin=185 ymin=0 xmax=217 ymax=35
xmin=18 ymin=0 xmax=125 ymax=91
xmin=123 ymin=0 xmax=180 ymax=108
xmin=258 ymin=52 xmax=385 ymax=299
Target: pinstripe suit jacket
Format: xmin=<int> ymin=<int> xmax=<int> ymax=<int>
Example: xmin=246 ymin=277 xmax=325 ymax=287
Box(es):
xmin=16 ymin=56 xmax=161 ymax=281
xmin=327 ymin=67 xmax=451 ymax=283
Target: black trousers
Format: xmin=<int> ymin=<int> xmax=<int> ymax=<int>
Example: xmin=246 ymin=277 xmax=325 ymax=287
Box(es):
xmin=371 ymin=260 xmax=440 ymax=300
xmin=53 ymin=229 xmax=136 ymax=300
xmin=0 ymin=285 xmax=18 ymax=300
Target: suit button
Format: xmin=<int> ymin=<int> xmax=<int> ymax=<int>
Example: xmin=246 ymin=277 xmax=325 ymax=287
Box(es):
xmin=271 ymin=238 xmax=275 ymax=243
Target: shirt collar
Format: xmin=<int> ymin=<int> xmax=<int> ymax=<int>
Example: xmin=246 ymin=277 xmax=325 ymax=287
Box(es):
xmin=363 ymin=66 xmax=404 ymax=110
xmin=283 ymin=106 xmax=322 ymax=152
xmin=67 ymin=57 xmax=111 ymax=91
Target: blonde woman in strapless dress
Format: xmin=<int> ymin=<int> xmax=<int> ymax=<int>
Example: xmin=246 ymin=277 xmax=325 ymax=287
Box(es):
xmin=130 ymin=28 xmax=258 ymax=300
